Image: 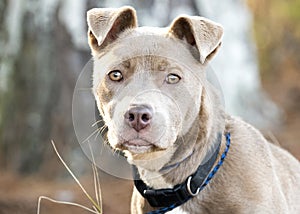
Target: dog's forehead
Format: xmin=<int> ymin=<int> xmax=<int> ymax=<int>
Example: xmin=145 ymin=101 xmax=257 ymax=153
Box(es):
xmin=98 ymin=26 xmax=197 ymax=66
xmin=114 ymin=27 xmax=174 ymax=55
xmin=93 ymin=25 xmax=203 ymax=86
xmin=121 ymin=26 xmax=168 ymax=37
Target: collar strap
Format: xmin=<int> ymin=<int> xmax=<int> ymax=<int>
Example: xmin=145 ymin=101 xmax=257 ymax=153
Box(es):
xmin=133 ymin=132 xmax=230 ymax=210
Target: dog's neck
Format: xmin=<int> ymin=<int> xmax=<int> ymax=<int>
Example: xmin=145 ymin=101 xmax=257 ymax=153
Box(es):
xmin=136 ymin=87 xmax=225 ymax=189
xmin=136 ymin=127 xmax=220 ymax=190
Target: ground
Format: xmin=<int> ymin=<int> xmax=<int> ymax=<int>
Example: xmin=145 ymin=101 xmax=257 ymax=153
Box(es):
xmin=0 ymin=171 xmax=132 ymax=214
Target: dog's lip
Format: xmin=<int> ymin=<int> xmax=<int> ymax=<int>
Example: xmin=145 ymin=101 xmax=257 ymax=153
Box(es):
xmin=119 ymin=138 xmax=155 ymax=154
xmin=123 ymin=138 xmax=153 ymax=147
xmin=116 ymin=138 xmax=167 ymax=154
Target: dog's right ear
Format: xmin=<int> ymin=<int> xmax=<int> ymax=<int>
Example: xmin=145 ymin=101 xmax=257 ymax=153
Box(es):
xmin=87 ymin=6 xmax=138 ymax=54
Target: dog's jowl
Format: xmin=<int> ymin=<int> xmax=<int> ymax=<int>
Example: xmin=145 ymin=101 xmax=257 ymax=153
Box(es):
xmin=87 ymin=6 xmax=300 ymax=214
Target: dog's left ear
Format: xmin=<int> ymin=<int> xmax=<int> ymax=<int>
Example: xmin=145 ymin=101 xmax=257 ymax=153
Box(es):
xmin=169 ymin=15 xmax=223 ymax=64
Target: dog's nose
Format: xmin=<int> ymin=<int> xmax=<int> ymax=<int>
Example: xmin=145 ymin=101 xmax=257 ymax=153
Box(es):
xmin=124 ymin=105 xmax=153 ymax=132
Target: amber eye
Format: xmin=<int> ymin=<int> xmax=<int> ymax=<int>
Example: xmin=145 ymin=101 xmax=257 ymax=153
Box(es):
xmin=108 ymin=70 xmax=123 ymax=81
xmin=166 ymin=73 xmax=181 ymax=84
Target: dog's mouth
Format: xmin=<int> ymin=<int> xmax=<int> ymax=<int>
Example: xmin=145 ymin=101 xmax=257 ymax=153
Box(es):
xmin=117 ymin=138 xmax=162 ymax=154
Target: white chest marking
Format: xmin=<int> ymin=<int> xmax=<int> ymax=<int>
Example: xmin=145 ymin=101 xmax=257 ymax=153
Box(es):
xmin=166 ymin=207 xmax=190 ymax=214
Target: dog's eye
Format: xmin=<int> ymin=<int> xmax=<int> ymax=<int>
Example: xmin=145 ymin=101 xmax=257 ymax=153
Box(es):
xmin=108 ymin=70 xmax=123 ymax=81
xmin=166 ymin=73 xmax=181 ymax=84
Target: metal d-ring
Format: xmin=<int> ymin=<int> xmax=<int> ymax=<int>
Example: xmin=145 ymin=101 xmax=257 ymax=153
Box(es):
xmin=186 ymin=176 xmax=200 ymax=196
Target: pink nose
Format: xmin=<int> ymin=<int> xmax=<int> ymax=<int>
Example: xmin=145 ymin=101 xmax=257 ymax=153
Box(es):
xmin=124 ymin=105 xmax=153 ymax=132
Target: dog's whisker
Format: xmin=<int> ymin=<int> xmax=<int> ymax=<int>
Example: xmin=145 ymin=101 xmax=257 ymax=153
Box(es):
xmin=93 ymin=125 xmax=107 ymax=141
xmin=94 ymin=128 xmax=102 ymax=141
xmin=102 ymin=139 xmax=109 ymax=146
xmin=99 ymin=126 xmax=108 ymax=134
xmin=91 ymin=119 xmax=105 ymax=127
xmin=112 ymin=149 xmax=118 ymax=156
xmin=80 ymin=128 xmax=103 ymax=144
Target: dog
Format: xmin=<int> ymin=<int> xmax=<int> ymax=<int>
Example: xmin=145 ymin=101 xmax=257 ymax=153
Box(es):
xmin=86 ymin=6 xmax=300 ymax=214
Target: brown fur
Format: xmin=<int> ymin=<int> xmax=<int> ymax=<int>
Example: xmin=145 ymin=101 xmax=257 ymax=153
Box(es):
xmin=87 ymin=6 xmax=300 ymax=214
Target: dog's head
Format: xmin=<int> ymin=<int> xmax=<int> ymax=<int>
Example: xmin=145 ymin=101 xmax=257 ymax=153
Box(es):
xmin=87 ymin=6 xmax=223 ymax=169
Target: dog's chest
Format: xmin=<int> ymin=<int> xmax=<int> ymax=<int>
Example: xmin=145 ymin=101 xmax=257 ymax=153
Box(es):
xmin=141 ymin=171 xmax=173 ymax=189
xmin=166 ymin=207 xmax=190 ymax=214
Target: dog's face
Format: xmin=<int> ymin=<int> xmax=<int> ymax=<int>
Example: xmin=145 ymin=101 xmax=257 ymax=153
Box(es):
xmin=87 ymin=7 xmax=223 ymax=168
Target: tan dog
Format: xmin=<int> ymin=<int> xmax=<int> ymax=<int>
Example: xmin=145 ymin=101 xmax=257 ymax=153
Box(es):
xmin=87 ymin=6 xmax=300 ymax=214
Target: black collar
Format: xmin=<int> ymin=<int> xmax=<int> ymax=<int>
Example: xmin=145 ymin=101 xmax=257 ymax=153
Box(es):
xmin=132 ymin=132 xmax=223 ymax=208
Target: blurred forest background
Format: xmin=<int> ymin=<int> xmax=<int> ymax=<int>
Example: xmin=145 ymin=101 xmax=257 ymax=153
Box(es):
xmin=0 ymin=0 xmax=299 ymax=213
